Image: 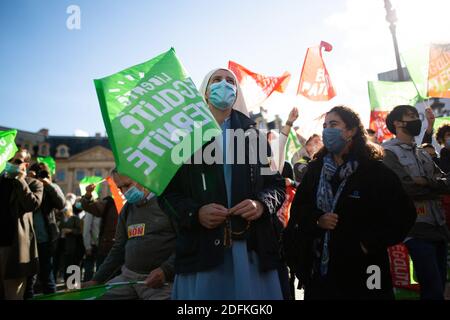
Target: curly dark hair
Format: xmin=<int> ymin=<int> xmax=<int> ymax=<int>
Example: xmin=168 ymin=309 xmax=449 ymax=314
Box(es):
xmin=436 ymin=123 xmax=450 ymax=145
xmin=315 ymin=105 xmax=384 ymax=162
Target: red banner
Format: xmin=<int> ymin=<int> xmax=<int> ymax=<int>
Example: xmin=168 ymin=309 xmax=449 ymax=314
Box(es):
xmin=297 ymin=41 xmax=336 ymax=101
xmin=369 ymin=111 xmax=393 ymax=143
xmin=387 ymin=244 xmax=420 ymax=292
xmin=277 ymin=184 xmax=296 ymax=228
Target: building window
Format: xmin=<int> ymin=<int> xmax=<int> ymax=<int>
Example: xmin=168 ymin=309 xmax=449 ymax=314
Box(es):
xmin=56 ymin=169 xmax=66 ymax=182
xmin=38 ymin=143 xmax=50 ymax=157
xmin=76 ymin=170 xmax=85 ymax=181
xmin=22 ymin=142 xmax=34 ymax=155
xmin=94 ymin=169 xmax=103 ymax=177
xmin=56 ymin=145 xmax=69 ymax=158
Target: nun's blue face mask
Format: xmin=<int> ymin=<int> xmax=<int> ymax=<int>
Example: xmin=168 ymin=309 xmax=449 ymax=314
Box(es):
xmin=208 ymin=79 xmax=237 ymax=110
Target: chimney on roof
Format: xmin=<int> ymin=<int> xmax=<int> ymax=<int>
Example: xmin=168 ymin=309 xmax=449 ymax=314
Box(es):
xmin=95 ymin=132 xmax=101 ymax=138
xmin=38 ymin=128 xmax=49 ymax=137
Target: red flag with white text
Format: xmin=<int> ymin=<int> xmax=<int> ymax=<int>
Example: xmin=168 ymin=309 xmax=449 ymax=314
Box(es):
xmin=297 ymin=41 xmax=336 ymax=101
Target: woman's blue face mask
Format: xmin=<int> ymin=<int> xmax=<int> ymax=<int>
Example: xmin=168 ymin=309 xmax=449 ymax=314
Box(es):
xmin=322 ymin=127 xmax=348 ymax=155
xmin=208 ymin=79 xmax=237 ymax=110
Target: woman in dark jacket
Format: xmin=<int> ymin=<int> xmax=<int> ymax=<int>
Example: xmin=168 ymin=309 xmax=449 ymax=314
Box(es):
xmin=283 ymin=105 xmax=417 ymax=300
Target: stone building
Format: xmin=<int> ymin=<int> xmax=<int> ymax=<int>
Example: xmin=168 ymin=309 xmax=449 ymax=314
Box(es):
xmin=0 ymin=126 xmax=115 ymax=197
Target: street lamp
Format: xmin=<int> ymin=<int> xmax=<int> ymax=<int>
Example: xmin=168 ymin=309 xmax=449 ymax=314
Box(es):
xmin=384 ymin=0 xmax=405 ymax=81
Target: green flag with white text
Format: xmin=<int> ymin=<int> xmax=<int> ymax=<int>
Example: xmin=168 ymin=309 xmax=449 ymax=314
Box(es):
xmin=95 ymin=48 xmax=220 ymax=195
xmin=0 ymin=130 xmax=18 ymax=173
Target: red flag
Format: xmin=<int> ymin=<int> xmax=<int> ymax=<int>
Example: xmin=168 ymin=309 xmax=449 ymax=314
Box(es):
xmin=276 ymin=184 xmax=296 ymax=228
xmin=297 ymin=41 xmax=336 ymax=101
xmin=106 ymin=176 xmax=125 ymax=214
xmin=369 ymin=111 xmax=393 ymax=143
xmin=228 ymin=61 xmax=291 ymax=113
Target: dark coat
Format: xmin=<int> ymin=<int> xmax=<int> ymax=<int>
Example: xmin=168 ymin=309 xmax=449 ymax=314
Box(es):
xmin=283 ymin=157 xmax=417 ymax=300
xmin=81 ymin=195 xmax=118 ymax=256
xmin=39 ymin=182 xmax=66 ymax=243
xmin=439 ymin=147 xmax=450 ymax=174
xmin=0 ymin=176 xmax=43 ymax=278
xmin=158 ymin=110 xmax=286 ymax=274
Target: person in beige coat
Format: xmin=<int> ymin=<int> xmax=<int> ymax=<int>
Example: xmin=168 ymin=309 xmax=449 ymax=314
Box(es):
xmin=0 ymin=149 xmax=43 ymax=300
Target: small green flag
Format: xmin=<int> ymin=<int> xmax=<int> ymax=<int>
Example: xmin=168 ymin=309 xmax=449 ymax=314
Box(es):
xmin=37 ymin=156 xmax=56 ymax=175
xmin=393 ymin=287 xmax=420 ymax=300
xmin=368 ymin=81 xmax=421 ymax=111
xmin=0 ymin=130 xmax=18 ymax=173
xmin=285 ymin=129 xmax=302 ymax=163
xmin=32 ymin=281 xmax=143 ymax=300
xmin=79 ymin=176 xmax=104 ymax=199
xmin=95 ymin=48 xmax=221 ymax=195
xmin=401 ymin=45 xmax=430 ymax=100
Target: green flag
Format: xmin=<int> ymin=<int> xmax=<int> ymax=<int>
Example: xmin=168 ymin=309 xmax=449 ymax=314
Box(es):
xmin=434 ymin=116 xmax=450 ymax=131
xmin=79 ymin=176 xmax=104 ymax=199
xmin=368 ymin=81 xmax=421 ymax=111
xmin=32 ymin=281 xmax=144 ymax=300
xmin=285 ymin=129 xmax=302 ymax=163
xmin=393 ymin=287 xmax=420 ymax=300
xmin=37 ymin=156 xmax=56 ymax=175
xmin=95 ymin=48 xmax=221 ymax=195
xmin=401 ymin=45 xmax=430 ymax=100
xmin=0 ymin=130 xmax=18 ymax=173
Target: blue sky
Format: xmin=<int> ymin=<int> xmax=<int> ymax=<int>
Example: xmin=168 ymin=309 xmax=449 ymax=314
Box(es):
xmin=1 ymin=0 xmax=448 ymax=137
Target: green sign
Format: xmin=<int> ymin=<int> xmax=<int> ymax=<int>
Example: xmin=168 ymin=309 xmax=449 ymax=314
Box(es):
xmin=368 ymin=81 xmax=421 ymax=111
xmin=0 ymin=130 xmax=18 ymax=173
xmin=401 ymin=45 xmax=430 ymax=100
xmin=95 ymin=48 xmax=220 ymax=195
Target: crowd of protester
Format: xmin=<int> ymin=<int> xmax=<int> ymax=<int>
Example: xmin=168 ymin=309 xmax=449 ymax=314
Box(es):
xmin=1 ymin=67 xmax=449 ymax=300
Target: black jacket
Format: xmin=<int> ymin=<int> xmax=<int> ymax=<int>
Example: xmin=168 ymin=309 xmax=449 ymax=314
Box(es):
xmin=440 ymin=147 xmax=450 ymax=174
xmin=158 ymin=110 xmax=286 ymax=274
xmin=283 ymin=157 xmax=417 ymax=299
xmin=39 ymin=182 xmax=66 ymax=243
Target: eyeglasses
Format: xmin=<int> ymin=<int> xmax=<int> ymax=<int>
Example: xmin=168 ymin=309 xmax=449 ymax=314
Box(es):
xmin=11 ymin=159 xmax=24 ymax=165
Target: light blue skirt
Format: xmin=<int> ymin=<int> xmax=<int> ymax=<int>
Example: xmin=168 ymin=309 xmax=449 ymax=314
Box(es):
xmin=172 ymin=240 xmax=282 ymax=300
